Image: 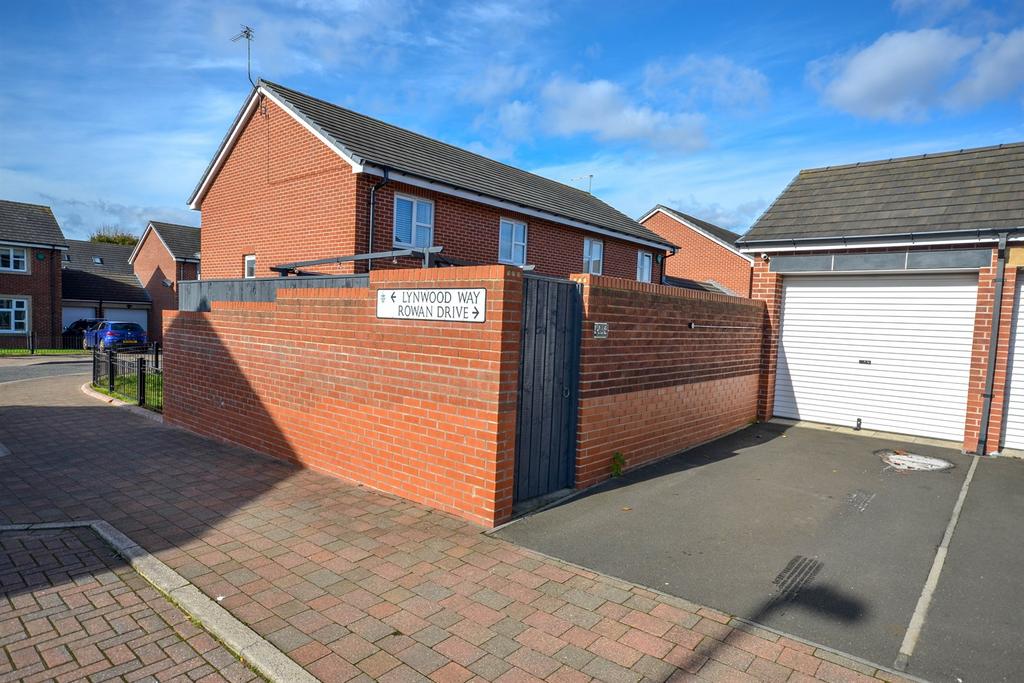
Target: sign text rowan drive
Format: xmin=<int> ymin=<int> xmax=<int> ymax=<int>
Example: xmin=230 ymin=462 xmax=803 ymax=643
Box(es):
xmin=376 ymin=288 xmax=487 ymax=323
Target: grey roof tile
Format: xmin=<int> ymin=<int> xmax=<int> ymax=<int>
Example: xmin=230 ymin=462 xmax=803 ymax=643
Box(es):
xmin=62 ymin=240 xmax=150 ymax=303
xmin=741 ymin=142 xmax=1024 ymax=244
xmin=258 ymin=81 xmax=673 ymax=249
xmin=0 ymin=199 xmax=67 ymax=248
xmin=150 ymin=221 xmax=200 ymax=260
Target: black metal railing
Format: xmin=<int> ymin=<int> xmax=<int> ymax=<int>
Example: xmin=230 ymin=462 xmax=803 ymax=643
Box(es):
xmin=91 ymin=344 xmax=163 ymax=412
xmin=0 ymin=333 xmax=90 ymax=356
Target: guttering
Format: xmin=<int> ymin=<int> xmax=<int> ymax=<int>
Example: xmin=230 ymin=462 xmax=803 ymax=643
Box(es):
xmin=0 ymin=239 xmax=69 ymax=251
xmin=739 ymin=226 xmax=1024 ymax=253
xmin=977 ymin=232 xmax=1009 ymax=456
xmin=367 ymin=168 xmax=390 ymax=272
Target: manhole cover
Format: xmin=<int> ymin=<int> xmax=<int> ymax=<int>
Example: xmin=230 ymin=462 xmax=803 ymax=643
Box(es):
xmin=876 ymin=449 xmax=955 ymax=472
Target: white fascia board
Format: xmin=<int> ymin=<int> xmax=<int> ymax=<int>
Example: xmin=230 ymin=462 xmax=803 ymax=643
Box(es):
xmin=741 ymin=236 xmax=1001 ymax=254
xmin=127 ymin=223 xmax=162 ymax=264
xmin=188 ymin=91 xmax=262 ymax=209
xmin=257 ymin=86 xmax=365 ymax=173
xmin=361 ymin=165 xmax=674 ymax=252
xmin=0 ymin=239 xmax=68 ymax=251
xmin=643 ymin=207 xmax=751 ymax=262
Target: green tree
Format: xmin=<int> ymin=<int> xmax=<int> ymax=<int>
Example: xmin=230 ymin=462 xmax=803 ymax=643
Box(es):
xmin=89 ymin=225 xmax=139 ymax=246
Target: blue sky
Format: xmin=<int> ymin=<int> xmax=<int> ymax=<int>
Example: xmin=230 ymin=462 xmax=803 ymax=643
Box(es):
xmin=1 ymin=0 xmax=1023 ymax=239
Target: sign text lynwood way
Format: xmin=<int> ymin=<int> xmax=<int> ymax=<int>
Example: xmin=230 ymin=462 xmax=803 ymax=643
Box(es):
xmin=376 ymin=288 xmax=487 ymax=323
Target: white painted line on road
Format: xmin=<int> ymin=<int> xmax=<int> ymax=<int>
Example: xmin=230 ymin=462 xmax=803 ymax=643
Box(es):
xmin=0 ymin=372 xmax=90 ymax=385
xmin=894 ymin=454 xmax=980 ymax=672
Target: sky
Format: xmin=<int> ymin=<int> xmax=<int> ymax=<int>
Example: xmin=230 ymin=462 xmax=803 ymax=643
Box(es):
xmin=1 ymin=1 xmax=1023 ymax=240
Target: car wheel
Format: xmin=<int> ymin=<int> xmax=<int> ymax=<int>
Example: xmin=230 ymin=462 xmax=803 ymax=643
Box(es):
xmin=82 ymin=338 xmax=89 ymax=350
xmin=98 ymin=340 xmax=106 ymax=352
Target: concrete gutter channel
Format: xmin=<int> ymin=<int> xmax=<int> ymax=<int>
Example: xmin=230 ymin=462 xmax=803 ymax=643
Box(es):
xmin=0 ymin=521 xmax=316 ymax=683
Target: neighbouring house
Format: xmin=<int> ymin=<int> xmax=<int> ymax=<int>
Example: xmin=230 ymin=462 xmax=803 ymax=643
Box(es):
xmin=187 ymin=80 xmax=676 ymax=281
xmin=639 ymin=205 xmax=752 ymax=296
xmin=739 ymin=142 xmax=1024 ymax=456
xmin=0 ymin=199 xmax=67 ymax=345
xmin=129 ymin=221 xmax=200 ymax=341
xmin=62 ymin=240 xmax=151 ymax=333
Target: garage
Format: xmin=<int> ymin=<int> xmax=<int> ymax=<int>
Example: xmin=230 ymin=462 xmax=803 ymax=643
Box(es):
xmin=1002 ymin=280 xmax=1024 ymax=450
xmin=774 ymin=273 xmax=978 ymax=442
xmin=105 ymin=306 xmax=149 ymax=332
xmin=61 ymin=305 xmax=97 ymax=330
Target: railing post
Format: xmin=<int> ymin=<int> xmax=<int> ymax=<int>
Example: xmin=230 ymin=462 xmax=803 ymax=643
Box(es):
xmin=154 ymin=342 xmax=161 ymax=370
xmin=29 ymin=331 xmax=35 ymax=355
xmin=107 ymin=350 xmax=116 ymax=394
xmin=137 ymin=357 xmax=146 ymax=406
xmin=92 ymin=346 xmax=98 ymax=384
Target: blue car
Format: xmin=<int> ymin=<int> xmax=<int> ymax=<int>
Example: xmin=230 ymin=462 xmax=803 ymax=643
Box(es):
xmin=84 ymin=321 xmax=148 ymax=351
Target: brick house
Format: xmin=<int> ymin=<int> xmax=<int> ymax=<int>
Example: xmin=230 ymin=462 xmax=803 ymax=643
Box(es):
xmin=739 ymin=142 xmax=1024 ymax=455
xmin=187 ymin=80 xmax=675 ymax=281
xmin=128 ymin=221 xmax=200 ymax=341
xmin=0 ymin=199 xmax=67 ymax=345
xmin=62 ymin=240 xmax=151 ymax=332
xmin=639 ymin=205 xmax=752 ymax=296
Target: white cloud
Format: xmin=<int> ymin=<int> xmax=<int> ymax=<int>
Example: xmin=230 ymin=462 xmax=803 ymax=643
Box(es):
xmin=813 ymin=29 xmax=978 ymax=121
xmin=496 ymin=100 xmax=534 ymax=140
xmin=460 ymin=64 xmax=531 ymax=103
xmin=643 ymin=56 xmax=770 ymax=109
xmin=948 ymin=28 xmax=1024 ymax=107
xmin=540 ymin=77 xmax=706 ymax=150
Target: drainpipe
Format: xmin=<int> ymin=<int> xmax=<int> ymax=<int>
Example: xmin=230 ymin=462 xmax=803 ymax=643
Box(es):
xmin=366 ymin=167 xmax=390 ymax=272
xmin=977 ymin=232 xmax=1009 ymax=456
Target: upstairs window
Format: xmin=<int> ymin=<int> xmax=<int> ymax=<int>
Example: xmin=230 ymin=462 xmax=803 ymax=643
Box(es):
xmin=393 ymin=195 xmax=434 ymax=248
xmin=244 ymin=254 xmax=256 ymax=279
xmin=499 ymin=219 xmax=527 ymax=266
xmin=0 ymin=298 xmax=27 ymax=332
xmin=0 ymin=247 xmax=27 ymax=272
xmin=636 ymin=251 xmax=653 ymax=283
xmin=583 ymin=238 xmax=603 ymax=275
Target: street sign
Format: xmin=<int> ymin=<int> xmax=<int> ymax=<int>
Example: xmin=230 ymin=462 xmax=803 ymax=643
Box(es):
xmin=376 ymin=288 xmax=487 ymax=323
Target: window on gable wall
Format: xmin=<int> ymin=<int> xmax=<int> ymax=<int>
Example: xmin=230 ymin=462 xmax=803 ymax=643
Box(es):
xmin=499 ymin=219 xmax=527 ymax=265
xmin=0 ymin=246 xmax=27 ymax=272
xmin=636 ymin=251 xmax=653 ymax=283
xmin=393 ymin=195 xmax=434 ymax=248
xmin=244 ymin=254 xmax=256 ymax=278
xmin=0 ymin=298 xmax=28 ymax=332
xmin=583 ymin=238 xmax=603 ymax=275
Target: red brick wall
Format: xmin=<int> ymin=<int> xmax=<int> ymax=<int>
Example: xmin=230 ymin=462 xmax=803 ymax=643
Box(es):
xmin=641 ymin=211 xmax=751 ymax=296
xmin=358 ymin=176 xmax=664 ymax=281
xmin=748 ymin=244 xmax=1023 ymax=453
xmin=163 ymin=265 xmax=522 ymax=527
xmin=133 ymin=230 xmax=195 ymax=342
xmin=197 ymin=97 xmax=665 ymax=282
xmin=199 ymin=97 xmax=360 ymax=279
xmin=0 ymin=247 xmax=62 ymax=345
xmin=572 ymin=275 xmax=764 ymax=488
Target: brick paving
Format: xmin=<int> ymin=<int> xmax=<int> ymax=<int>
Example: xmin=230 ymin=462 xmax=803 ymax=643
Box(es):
xmin=0 ymin=374 xmax=913 ymax=682
xmin=0 ymin=526 xmax=258 ymax=683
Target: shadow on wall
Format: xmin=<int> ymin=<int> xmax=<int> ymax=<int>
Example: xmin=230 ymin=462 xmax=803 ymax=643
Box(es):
xmin=0 ymin=311 xmax=301 ymax=599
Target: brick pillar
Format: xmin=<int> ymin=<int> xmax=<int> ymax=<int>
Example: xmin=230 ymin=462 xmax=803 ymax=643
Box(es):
xmin=751 ymin=258 xmax=783 ymax=421
xmin=963 ymin=248 xmax=1017 ymax=454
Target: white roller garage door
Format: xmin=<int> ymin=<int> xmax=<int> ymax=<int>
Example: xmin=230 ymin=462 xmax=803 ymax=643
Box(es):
xmin=774 ymin=273 xmax=977 ymax=441
xmin=62 ymin=306 xmax=97 ymax=330
xmin=105 ymin=308 xmax=149 ymax=332
xmin=1000 ymin=280 xmax=1024 ymax=450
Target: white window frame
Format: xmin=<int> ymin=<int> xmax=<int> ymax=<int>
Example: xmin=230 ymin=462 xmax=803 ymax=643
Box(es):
xmin=392 ymin=194 xmax=435 ymax=249
xmin=498 ymin=218 xmax=528 ymax=266
xmin=583 ymin=238 xmax=603 ymax=275
xmin=0 ymin=297 xmax=28 ymax=334
xmin=636 ymin=251 xmax=653 ymax=283
xmin=0 ymin=246 xmax=28 ymax=273
xmin=244 ymin=254 xmax=256 ymax=279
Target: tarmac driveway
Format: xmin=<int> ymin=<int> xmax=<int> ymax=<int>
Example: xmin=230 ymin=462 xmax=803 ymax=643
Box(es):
xmin=495 ymin=422 xmax=1024 ymax=682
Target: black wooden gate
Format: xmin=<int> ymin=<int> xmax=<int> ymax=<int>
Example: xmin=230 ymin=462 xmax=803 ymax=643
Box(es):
xmin=514 ymin=275 xmax=583 ymax=504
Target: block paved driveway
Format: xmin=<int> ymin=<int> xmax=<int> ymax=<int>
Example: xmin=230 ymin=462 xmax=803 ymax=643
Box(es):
xmin=1 ymin=371 xmax=907 ymax=683
xmin=497 ymin=422 xmax=1024 ymax=683
xmin=1 ymin=526 xmax=258 ymax=682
